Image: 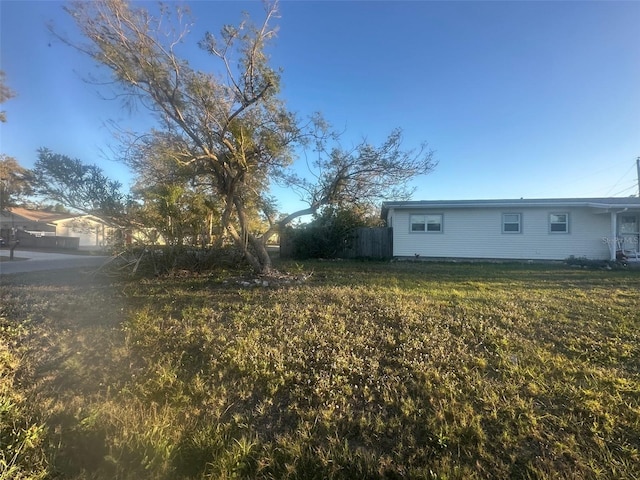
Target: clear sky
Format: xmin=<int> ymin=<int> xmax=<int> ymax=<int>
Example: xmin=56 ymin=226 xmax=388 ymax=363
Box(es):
xmin=1 ymin=0 xmax=639 ymax=217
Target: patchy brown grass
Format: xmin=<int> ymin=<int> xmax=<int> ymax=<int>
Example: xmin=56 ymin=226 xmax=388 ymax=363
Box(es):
xmin=1 ymin=261 xmax=639 ymax=479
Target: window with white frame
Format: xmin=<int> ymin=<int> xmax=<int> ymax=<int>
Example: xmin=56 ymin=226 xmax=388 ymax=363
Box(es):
xmin=410 ymin=214 xmax=442 ymax=233
xmin=502 ymin=213 xmax=521 ymax=233
xmin=549 ymin=213 xmax=569 ymax=233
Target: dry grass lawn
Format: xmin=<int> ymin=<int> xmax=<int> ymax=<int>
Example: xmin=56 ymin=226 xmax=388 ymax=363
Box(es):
xmin=1 ymin=260 xmax=639 ymax=479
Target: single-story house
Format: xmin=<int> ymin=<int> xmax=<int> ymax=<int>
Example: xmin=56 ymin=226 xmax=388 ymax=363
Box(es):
xmin=50 ymin=215 xmax=117 ymax=248
xmin=381 ymin=197 xmax=640 ymax=262
xmin=0 ymin=207 xmax=63 ymax=238
xmin=1 ymin=207 xmax=118 ymax=249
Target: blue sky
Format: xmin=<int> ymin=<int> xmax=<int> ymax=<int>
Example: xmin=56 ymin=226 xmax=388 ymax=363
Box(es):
xmin=1 ymin=0 xmax=639 ymax=217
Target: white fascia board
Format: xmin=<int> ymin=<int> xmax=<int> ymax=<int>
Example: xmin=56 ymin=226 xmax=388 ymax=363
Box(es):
xmin=385 ymin=198 xmax=640 ymax=211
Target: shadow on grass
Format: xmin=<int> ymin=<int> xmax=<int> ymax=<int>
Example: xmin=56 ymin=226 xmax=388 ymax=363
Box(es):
xmin=1 ymin=261 xmax=639 ymax=479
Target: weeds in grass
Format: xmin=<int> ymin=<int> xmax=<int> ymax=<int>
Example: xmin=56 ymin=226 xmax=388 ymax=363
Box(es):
xmin=0 ymin=318 xmax=49 ymax=479
xmin=1 ymin=262 xmax=639 ymax=479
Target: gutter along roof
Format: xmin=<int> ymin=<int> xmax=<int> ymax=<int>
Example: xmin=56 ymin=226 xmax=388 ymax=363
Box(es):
xmin=381 ymin=197 xmax=640 ymax=219
xmin=382 ymin=197 xmax=640 ymax=211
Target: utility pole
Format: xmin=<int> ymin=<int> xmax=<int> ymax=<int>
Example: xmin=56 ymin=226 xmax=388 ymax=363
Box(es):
xmin=637 ymin=156 xmax=640 ymax=197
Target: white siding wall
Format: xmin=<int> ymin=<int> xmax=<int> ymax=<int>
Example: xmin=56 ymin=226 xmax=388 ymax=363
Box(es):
xmin=391 ymin=207 xmax=611 ymax=260
xmin=56 ymin=219 xmax=109 ymax=247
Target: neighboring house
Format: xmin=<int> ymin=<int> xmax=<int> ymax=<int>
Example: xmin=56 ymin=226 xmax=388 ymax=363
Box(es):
xmin=0 ymin=207 xmax=62 ymax=238
xmin=0 ymin=208 xmax=117 ymax=249
xmin=51 ymin=215 xmax=117 ymax=248
xmin=382 ymin=197 xmax=640 ymax=262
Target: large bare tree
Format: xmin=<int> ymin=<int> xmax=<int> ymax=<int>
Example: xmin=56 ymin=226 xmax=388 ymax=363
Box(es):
xmin=276 ymin=127 xmax=436 ymax=228
xmin=62 ymin=0 xmax=297 ymax=272
xmin=61 ymin=0 xmax=436 ymax=273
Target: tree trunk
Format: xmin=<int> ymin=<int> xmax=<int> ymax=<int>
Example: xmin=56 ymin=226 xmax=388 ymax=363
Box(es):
xmin=228 ymin=195 xmax=274 ymax=274
xmin=249 ymin=234 xmax=272 ymax=274
xmin=225 ymin=228 xmax=272 ymax=274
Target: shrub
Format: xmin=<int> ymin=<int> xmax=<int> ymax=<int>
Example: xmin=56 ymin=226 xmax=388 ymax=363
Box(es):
xmin=284 ymin=206 xmax=378 ymax=259
xmin=565 ymin=255 xmax=623 ymax=269
xmin=102 ymin=244 xmax=247 ymax=277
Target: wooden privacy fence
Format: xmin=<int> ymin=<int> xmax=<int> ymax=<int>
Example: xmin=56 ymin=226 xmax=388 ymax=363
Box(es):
xmin=16 ymin=230 xmax=80 ymax=250
xmin=280 ymin=227 xmax=393 ymax=259
xmin=342 ymin=227 xmax=393 ymax=258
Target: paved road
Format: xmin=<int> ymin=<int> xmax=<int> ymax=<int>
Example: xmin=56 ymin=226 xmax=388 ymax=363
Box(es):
xmin=0 ymin=249 xmax=111 ymax=275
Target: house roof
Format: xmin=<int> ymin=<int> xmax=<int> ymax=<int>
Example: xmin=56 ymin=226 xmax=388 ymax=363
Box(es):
xmin=381 ymin=197 xmax=640 ymax=217
xmin=50 ymin=214 xmax=113 ymax=226
xmin=6 ymin=207 xmax=74 ymax=223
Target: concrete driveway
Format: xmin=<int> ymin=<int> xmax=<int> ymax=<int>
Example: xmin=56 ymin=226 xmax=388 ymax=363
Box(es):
xmin=0 ymin=249 xmax=111 ymax=275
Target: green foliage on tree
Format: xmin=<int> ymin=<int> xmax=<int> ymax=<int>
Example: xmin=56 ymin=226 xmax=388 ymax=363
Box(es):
xmin=284 ymin=205 xmax=381 ymax=259
xmin=0 ymin=155 xmax=33 ymax=209
xmin=0 ymin=74 xmax=27 ymax=210
xmin=132 ymin=183 xmax=217 ymax=247
xmin=125 ymin=141 xmax=217 ymax=246
xmin=32 ymin=148 xmax=126 ymax=219
xmin=0 ymin=70 xmax=15 ymax=123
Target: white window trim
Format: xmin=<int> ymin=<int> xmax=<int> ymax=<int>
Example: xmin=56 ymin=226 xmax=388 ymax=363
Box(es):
xmin=502 ymin=213 xmax=522 ymax=234
xmin=410 ymin=214 xmax=426 ymax=232
xmin=549 ymin=212 xmax=569 ymax=234
xmin=409 ymin=214 xmax=443 ymax=233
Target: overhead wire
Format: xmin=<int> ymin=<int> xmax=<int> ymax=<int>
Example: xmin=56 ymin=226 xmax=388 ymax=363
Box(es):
xmin=610 ymin=181 xmax=639 ymax=198
xmin=604 ymin=160 xmax=638 ymax=196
